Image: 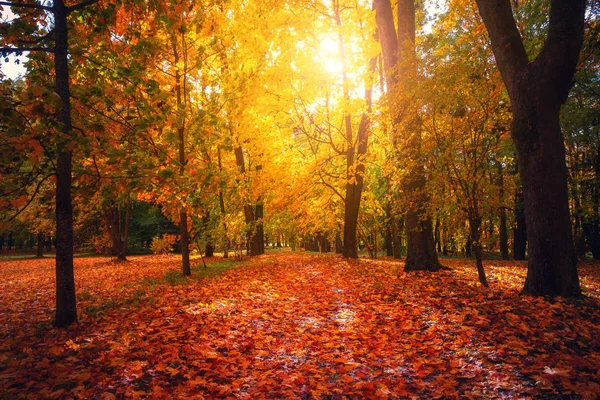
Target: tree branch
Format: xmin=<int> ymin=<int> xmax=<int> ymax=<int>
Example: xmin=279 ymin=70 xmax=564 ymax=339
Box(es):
xmin=4 ymin=173 xmax=53 ymax=223
xmin=0 ymin=1 xmax=52 ymax=11
xmin=67 ymin=0 xmax=99 ymax=14
xmin=0 ymin=46 xmax=54 ymax=54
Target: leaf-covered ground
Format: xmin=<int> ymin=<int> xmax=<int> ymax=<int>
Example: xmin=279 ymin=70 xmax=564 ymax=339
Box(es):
xmin=1 ymin=252 xmax=599 ymax=399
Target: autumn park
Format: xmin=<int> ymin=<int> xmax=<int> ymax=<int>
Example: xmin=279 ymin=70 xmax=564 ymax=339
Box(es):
xmin=1 ymin=0 xmax=600 ymax=398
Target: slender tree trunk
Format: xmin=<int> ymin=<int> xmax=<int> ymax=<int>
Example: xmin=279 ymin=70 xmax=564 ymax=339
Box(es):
xmin=335 ymin=5 xmax=374 ymax=259
xmin=497 ymin=162 xmax=509 ymax=259
xmin=54 ymin=0 xmax=77 ymax=328
xmin=392 ymin=217 xmax=403 ymax=259
xmin=217 ymin=148 xmax=230 ymax=258
xmin=172 ymin=34 xmax=190 ymax=276
xmin=469 ymin=214 xmax=488 ymax=287
xmin=513 ymin=189 xmax=527 ymax=260
xmin=255 ymin=199 xmax=265 ymax=255
xmin=588 ymin=149 xmax=600 ymax=259
xmin=434 ymin=218 xmax=441 ymax=253
xmin=117 ymin=201 xmax=129 ymax=261
xmin=476 ymin=0 xmax=583 ymax=297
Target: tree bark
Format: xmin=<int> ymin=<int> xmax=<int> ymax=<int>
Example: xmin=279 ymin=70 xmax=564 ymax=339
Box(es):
xmin=513 ymin=189 xmax=527 ymax=260
xmin=586 ymin=149 xmax=600 ymax=259
xmin=475 ymin=0 xmax=583 ymax=296
xmin=217 ymin=148 xmax=230 ymax=258
xmin=172 ymin=34 xmax=190 ymax=276
xmin=53 ymin=0 xmax=77 ymax=328
xmin=234 ymin=146 xmax=261 ymax=256
xmin=36 ymin=233 xmax=44 ymax=258
xmin=497 ymin=162 xmax=509 ymax=259
xmin=374 ymin=0 xmax=441 ymax=271
xmin=117 ymin=201 xmax=129 ymax=261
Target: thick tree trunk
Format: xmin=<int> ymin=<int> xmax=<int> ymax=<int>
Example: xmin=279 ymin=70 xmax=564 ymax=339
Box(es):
xmin=53 ymin=0 xmax=77 ymax=328
xmin=342 ymin=183 xmax=360 ymax=258
xmin=374 ymin=0 xmax=441 ymax=271
xmin=335 ymin=233 xmax=343 ymax=254
xmin=476 ymin=0 xmax=584 ymax=297
xmin=205 ymin=242 xmax=214 ymax=257
xmin=36 ymin=233 xmax=44 ymax=258
xmin=385 ymin=228 xmax=393 ymax=257
xmin=517 ymin=110 xmax=580 ymax=295
xmin=108 ymin=203 xmax=128 ymax=261
xmin=404 ymin=171 xmax=442 ymax=271
xmin=234 ymin=147 xmax=262 ymax=256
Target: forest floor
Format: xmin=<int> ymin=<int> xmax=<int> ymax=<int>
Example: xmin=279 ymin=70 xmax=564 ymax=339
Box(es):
xmin=0 ymin=251 xmax=599 ymax=399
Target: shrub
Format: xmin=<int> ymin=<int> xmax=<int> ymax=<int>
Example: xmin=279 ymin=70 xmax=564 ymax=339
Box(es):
xmin=151 ymin=234 xmax=176 ymax=255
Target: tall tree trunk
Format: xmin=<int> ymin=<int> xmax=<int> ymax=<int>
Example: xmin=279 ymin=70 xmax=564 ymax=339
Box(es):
xmin=513 ymin=189 xmax=527 ymax=260
xmin=334 ymin=4 xmax=374 ymax=259
xmin=392 ymin=217 xmax=403 ymax=259
xmin=117 ymin=201 xmax=129 ymax=261
xmin=172 ymin=34 xmax=190 ymax=276
xmin=475 ymin=0 xmax=583 ymax=297
xmin=434 ymin=218 xmax=441 ymax=253
xmin=497 ymin=162 xmax=509 ymax=259
xmin=234 ymin=147 xmax=261 ymax=256
xmin=588 ymin=149 xmax=600 ymax=259
xmin=374 ymin=0 xmax=441 ymax=271
xmin=469 ymin=213 xmax=489 ymax=287
xmin=335 ymin=233 xmax=343 ymax=254
xmin=217 ymin=148 xmax=230 ymax=258
xmin=255 ymin=199 xmax=265 ymax=255
xmin=36 ymin=233 xmax=44 ymax=258
xmin=54 ymin=0 xmax=77 ymax=328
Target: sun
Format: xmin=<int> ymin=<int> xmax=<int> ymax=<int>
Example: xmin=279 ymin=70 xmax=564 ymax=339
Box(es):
xmin=317 ymin=36 xmax=343 ymax=76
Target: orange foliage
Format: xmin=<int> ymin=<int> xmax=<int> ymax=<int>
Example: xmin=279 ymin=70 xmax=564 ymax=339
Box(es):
xmin=0 ymin=253 xmax=599 ymax=398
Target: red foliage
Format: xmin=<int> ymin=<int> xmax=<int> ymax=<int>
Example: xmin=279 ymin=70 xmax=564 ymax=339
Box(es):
xmin=0 ymin=253 xmax=599 ymax=398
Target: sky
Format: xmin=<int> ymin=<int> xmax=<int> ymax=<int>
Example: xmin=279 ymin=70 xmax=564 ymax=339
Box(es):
xmin=0 ymin=5 xmax=27 ymax=80
xmin=1 ymin=56 xmax=27 ymax=80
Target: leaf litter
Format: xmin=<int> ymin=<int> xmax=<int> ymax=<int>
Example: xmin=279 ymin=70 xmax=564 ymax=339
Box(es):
xmin=0 ymin=253 xmax=599 ymax=399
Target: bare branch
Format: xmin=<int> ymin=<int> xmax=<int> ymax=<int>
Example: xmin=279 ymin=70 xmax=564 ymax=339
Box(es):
xmin=0 ymin=1 xmax=52 ymax=11
xmin=4 ymin=173 xmax=53 ymax=223
xmin=0 ymin=46 xmax=54 ymax=53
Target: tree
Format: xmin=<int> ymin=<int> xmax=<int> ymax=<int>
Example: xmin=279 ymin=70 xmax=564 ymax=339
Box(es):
xmin=474 ymin=0 xmax=584 ymax=297
xmin=1 ymin=0 xmax=100 ymax=327
xmin=373 ymin=0 xmax=442 ymax=271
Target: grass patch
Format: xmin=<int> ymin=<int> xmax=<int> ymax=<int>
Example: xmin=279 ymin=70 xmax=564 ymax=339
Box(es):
xmin=161 ymin=258 xmax=244 ymax=285
xmin=84 ymin=299 xmax=119 ymax=317
xmin=191 ymin=258 xmax=244 ymax=279
xmin=165 ymin=269 xmax=188 ymax=285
